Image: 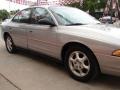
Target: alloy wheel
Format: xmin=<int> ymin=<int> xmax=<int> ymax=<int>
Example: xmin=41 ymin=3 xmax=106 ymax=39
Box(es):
xmin=68 ymin=51 xmax=90 ymax=77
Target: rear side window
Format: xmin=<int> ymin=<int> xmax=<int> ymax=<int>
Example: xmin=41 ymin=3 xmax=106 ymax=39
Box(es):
xmin=12 ymin=9 xmax=31 ymax=23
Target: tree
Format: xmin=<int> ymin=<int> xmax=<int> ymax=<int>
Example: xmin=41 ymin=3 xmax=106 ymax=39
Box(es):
xmin=66 ymin=2 xmax=82 ymax=9
xmin=0 ymin=9 xmax=10 ymax=21
xmin=10 ymin=9 xmax=20 ymax=15
xmin=119 ymin=0 xmax=120 ymax=4
xmin=66 ymin=0 xmax=107 ymax=13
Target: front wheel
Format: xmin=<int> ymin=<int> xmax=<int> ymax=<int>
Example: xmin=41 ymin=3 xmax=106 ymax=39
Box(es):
xmin=5 ymin=35 xmax=16 ymax=53
xmin=65 ymin=46 xmax=100 ymax=82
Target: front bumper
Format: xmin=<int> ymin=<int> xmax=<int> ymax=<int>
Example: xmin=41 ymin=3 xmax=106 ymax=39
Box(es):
xmin=95 ymin=52 xmax=120 ymax=76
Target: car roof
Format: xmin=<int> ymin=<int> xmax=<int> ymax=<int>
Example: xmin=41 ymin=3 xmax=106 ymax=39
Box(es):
xmin=30 ymin=5 xmax=50 ymax=9
xmin=26 ymin=5 xmax=71 ymax=10
xmin=29 ymin=5 xmax=61 ymax=9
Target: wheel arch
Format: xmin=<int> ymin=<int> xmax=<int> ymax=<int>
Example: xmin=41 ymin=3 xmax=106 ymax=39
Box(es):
xmin=3 ymin=32 xmax=10 ymax=41
xmin=61 ymin=42 xmax=101 ymax=71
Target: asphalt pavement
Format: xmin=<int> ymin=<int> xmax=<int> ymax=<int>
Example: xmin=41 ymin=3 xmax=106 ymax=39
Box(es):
xmin=0 ymin=28 xmax=120 ymax=90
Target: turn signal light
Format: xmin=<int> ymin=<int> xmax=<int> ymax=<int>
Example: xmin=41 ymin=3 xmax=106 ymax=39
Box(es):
xmin=112 ymin=50 xmax=120 ymax=57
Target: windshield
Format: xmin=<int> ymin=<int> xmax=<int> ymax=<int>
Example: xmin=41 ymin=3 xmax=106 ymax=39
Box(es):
xmin=49 ymin=6 xmax=100 ymax=26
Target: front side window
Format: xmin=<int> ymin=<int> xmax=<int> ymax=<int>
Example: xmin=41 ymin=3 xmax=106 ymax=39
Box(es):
xmin=31 ymin=7 xmax=55 ymax=25
xmin=12 ymin=9 xmax=31 ymax=23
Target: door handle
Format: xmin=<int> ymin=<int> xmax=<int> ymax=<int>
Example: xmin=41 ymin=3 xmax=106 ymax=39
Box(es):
xmin=8 ymin=27 xmax=12 ymax=30
xmin=29 ymin=31 xmax=33 ymax=32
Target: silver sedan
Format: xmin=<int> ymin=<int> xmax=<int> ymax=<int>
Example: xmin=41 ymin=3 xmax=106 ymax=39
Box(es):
xmin=1 ymin=6 xmax=120 ymax=82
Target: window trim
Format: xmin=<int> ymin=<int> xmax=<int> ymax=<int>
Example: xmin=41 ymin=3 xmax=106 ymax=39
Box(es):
xmin=30 ymin=7 xmax=57 ymax=26
xmin=12 ymin=8 xmax=32 ymax=24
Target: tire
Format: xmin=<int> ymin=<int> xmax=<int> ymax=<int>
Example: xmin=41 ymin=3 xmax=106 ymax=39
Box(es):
xmin=64 ymin=45 xmax=100 ymax=82
xmin=5 ymin=35 xmax=16 ymax=53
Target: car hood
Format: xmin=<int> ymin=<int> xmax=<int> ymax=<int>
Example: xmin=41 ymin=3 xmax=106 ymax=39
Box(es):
xmin=59 ymin=24 xmax=120 ymax=46
xmin=61 ymin=24 xmax=120 ymax=37
xmin=82 ymin=24 xmax=120 ymax=38
xmin=84 ymin=24 xmax=117 ymax=31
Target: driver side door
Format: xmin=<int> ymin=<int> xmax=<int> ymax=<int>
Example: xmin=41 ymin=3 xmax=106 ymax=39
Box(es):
xmin=28 ymin=7 xmax=58 ymax=57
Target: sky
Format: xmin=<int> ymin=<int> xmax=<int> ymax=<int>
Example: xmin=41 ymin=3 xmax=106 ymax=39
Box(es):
xmin=0 ymin=0 xmax=59 ymax=11
xmin=0 ymin=0 xmax=57 ymax=11
xmin=0 ymin=0 xmax=29 ymax=11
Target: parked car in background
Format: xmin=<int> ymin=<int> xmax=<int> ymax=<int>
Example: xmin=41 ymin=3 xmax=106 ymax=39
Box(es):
xmin=99 ymin=16 xmax=116 ymax=24
xmin=113 ymin=20 xmax=120 ymax=27
xmin=1 ymin=6 xmax=120 ymax=82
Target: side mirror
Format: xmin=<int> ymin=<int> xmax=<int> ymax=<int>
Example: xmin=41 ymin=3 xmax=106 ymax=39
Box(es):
xmin=38 ymin=18 xmax=56 ymax=27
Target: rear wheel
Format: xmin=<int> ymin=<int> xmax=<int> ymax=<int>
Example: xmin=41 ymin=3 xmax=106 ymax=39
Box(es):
xmin=5 ymin=35 xmax=16 ymax=53
xmin=64 ymin=46 xmax=100 ymax=82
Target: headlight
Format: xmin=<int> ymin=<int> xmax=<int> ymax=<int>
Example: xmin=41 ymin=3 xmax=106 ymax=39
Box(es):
xmin=112 ymin=50 xmax=120 ymax=57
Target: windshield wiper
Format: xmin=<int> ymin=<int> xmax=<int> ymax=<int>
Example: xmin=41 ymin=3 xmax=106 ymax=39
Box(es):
xmin=66 ymin=23 xmax=84 ymax=26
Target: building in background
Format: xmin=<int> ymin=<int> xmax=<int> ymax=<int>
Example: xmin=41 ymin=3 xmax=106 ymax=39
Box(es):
xmin=7 ymin=0 xmax=82 ymax=6
xmin=36 ymin=0 xmax=60 ymax=6
xmin=59 ymin=0 xmax=80 ymax=5
xmin=36 ymin=0 xmax=81 ymax=6
xmin=7 ymin=0 xmax=35 ymax=5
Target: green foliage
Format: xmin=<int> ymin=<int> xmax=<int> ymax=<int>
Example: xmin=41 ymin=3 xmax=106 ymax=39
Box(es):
xmin=118 ymin=0 xmax=120 ymax=7
xmin=0 ymin=9 xmax=10 ymax=21
xmin=66 ymin=0 xmax=107 ymax=13
xmin=66 ymin=2 xmax=82 ymax=9
xmin=83 ymin=0 xmax=105 ymax=12
xmin=10 ymin=10 xmax=20 ymax=15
